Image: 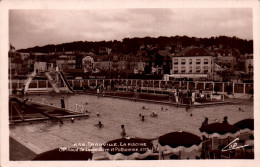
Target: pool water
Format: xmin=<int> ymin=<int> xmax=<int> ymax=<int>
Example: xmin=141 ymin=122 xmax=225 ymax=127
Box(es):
xmin=10 ymin=94 xmax=253 ymax=158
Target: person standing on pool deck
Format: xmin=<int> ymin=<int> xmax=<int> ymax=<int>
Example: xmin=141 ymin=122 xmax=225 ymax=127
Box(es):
xmin=191 ymin=91 xmax=196 ymax=105
xmin=97 ymin=87 xmax=100 ymax=98
xmin=61 ymin=97 xmax=65 ymax=109
xmin=21 ymin=85 xmax=25 ymax=98
xmin=175 ymin=92 xmax=179 ymax=107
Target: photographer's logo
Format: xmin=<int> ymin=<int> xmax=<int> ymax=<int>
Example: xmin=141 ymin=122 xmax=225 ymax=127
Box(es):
xmin=222 ymin=138 xmax=249 ymax=152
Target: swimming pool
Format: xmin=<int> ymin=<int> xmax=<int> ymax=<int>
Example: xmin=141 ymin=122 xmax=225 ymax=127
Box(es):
xmin=10 ymin=93 xmax=253 ymax=158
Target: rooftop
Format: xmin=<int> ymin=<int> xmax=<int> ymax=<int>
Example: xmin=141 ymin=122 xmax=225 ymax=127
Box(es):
xmin=174 ymin=47 xmax=211 ymax=57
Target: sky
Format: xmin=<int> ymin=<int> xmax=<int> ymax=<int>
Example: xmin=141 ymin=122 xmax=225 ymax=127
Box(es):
xmin=9 ymin=8 xmax=253 ymax=50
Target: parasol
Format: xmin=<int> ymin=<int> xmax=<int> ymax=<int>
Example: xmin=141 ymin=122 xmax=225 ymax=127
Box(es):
xmin=200 ymin=122 xmax=240 ymax=139
xmin=233 ymin=118 xmax=254 ymax=133
xmin=158 ymin=131 xmax=202 ymax=159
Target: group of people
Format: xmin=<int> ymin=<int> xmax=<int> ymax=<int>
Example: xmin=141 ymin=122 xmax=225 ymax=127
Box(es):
xmin=12 ymin=85 xmax=25 ymax=98
xmin=200 ymin=116 xmax=229 ymax=128
xmin=93 ymin=121 xmax=126 ymax=137
xmin=169 ymin=88 xmax=206 ymax=106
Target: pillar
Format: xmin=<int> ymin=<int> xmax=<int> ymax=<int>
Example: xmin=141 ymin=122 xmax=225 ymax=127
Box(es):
xmin=103 ymin=79 xmax=105 ymax=86
xmin=243 ymin=83 xmax=246 ymax=94
xmin=16 ymin=80 xmax=18 ymax=89
xmin=88 ymin=80 xmax=90 ymax=87
xmin=37 ymin=80 xmax=39 ymax=88
xmin=232 ymin=83 xmax=235 ymax=94
xmin=72 ymin=80 xmax=74 ymax=87
xmin=195 ymin=82 xmax=197 ymax=90
xmin=187 ymin=82 xmax=189 ymax=90
xmin=159 ymin=81 xmax=161 ymax=89
xmin=96 ymin=80 xmax=97 ymax=86
xmin=213 ymin=82 xmax=215 ymax=92
xmin=46 ymin=80 xmax=48 ymax=88
xmin=204 ymin=82 xmax=206 ymax=90
xmin=222 ymin=83 xmax=224 ymax=93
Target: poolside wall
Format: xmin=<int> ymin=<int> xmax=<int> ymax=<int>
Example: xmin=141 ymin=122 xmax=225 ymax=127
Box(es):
xmin=10 ymin=79 xmax=253 ymax=97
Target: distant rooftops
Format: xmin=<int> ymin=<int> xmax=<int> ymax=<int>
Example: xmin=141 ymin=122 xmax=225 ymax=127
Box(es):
xmin=174 ymin=47 xmax=211 ymax=57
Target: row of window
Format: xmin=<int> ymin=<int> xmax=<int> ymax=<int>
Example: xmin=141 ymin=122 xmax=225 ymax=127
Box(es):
xmin=173 ymin=66 xmax=210 ymax=73
xmin=173 ymin=70 xmax=211 ymax=74
xmin=173 ymin=59 xmax=211 ymax=65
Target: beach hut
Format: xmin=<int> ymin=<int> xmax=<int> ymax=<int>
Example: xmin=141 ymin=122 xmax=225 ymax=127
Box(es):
xmin=33 ymin=148 xmax=93 ymax=160
xmin=158 ymin=131 xmax=202 ymax=159
xmin=102 ymin=137 xmax=153 ymax=160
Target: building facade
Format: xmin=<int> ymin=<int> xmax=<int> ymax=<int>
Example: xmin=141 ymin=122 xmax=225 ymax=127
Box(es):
xmin=171 ymin=47 xmax=214 ymax=79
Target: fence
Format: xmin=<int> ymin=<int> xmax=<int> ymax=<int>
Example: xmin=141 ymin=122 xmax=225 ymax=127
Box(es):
xmin=9 ymin=79 xmax=254 ymax=95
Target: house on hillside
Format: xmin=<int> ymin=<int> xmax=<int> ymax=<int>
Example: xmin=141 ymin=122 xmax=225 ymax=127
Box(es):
xmin=8 ymin=51 xmax=22 ymax=75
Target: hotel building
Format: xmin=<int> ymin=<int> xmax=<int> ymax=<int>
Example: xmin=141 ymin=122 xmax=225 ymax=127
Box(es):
xmin=171 ymin=47 xmax=214 ymax=80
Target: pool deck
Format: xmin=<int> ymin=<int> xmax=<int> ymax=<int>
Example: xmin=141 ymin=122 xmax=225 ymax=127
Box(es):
xmin=9 ymin=96 xmax=89 ymax=124
xmin=82 ymin=90 xmax=239 ymax=108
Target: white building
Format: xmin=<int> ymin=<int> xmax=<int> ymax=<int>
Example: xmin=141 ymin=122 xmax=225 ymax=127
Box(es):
xmin=171 ymin=47 xmax=214 ymax=80
xmin=244 ymin=54 xmax=253 ymax=75
xmin=20 ymin=53 xmax=30 ymax=60
xmin=34 ymin=62 xmax=47 ymax=72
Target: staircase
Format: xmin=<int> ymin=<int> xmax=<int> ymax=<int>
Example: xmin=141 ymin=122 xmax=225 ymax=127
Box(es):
xmin=45 ymin=72 xmax=60 ymax=93
xmin=25 ymin=71 xmax=37 ymax=92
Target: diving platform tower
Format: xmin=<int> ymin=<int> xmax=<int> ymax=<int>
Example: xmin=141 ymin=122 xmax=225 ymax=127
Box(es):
xmin=24 ymin=68 xmax=74 ymax=94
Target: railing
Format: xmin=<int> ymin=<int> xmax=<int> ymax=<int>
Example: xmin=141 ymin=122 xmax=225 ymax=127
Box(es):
xmin=9 ymin=79 xmax=253 ymax=95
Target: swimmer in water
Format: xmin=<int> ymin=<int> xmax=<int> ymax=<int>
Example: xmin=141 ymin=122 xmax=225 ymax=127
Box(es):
xmin=222 ymin=116 xmax=228 ymax=124
xmin=94 ymin=121 xmax=104 ymax=128
xmin=141 ymin=115 xmax=145 ymax=121
xmin=121 ymin=125 xmax=126 ymax=136
xmin=97 ymin=112 xmax=100 ymax=117
xmin=71 ymin=118 xmax=74 ymax=123
xmin=151 ymin=112 xmax=158 ymax=117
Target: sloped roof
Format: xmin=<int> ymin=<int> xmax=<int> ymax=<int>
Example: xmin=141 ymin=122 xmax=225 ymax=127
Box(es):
xmin=174 ymin=47 xmax=211 ymax=57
